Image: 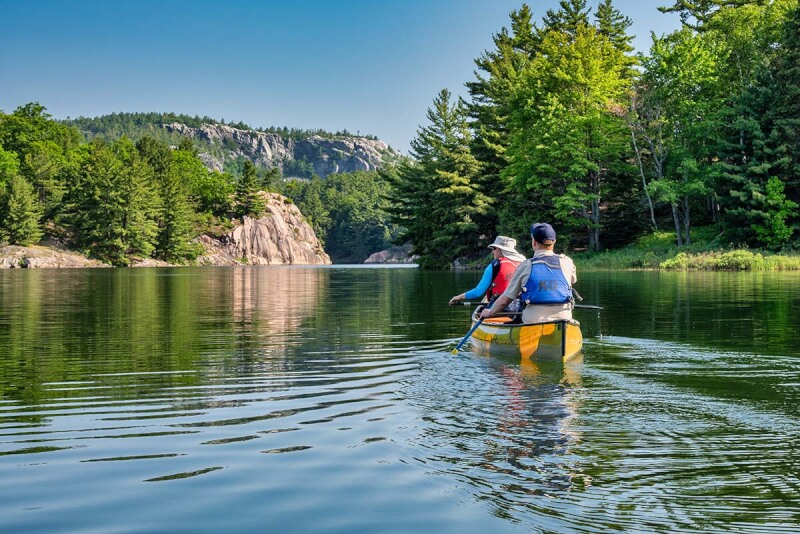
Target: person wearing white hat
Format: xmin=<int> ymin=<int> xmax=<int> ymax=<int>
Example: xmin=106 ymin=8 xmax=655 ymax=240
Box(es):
xmin=448 ymin=235 xmax=526 ymax=307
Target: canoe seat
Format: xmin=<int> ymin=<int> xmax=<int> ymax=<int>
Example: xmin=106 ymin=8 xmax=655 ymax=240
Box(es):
xmin=483 ymin=317 xmax=513 ymax=324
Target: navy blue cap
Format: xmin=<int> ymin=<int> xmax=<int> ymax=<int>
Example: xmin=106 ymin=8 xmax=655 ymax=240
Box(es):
xmin=530 ymin=223 xmax=556 ymax=243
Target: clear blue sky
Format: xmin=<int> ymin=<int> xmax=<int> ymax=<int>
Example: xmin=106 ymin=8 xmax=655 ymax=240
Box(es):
xmin=0 ymin=0 xmax=680 ymax=153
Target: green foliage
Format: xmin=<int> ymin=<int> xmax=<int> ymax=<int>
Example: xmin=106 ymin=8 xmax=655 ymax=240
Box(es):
xmin=65 ymin=138 xmax=160 ymax=266
xmin=5 ymin=0 xmax=800 ymax=268
xmin=0 ymin=143 xmax=20 ymax=190
xmin=323 ymin=171 xmax=396 ymax=262
xmin=282 ymin=157 xmax=317 ymax=179
xmin=172 ymin=150 xmax=233 ymax=215
xmin=0 ymin=173 xmax=43 ymax=246
xmin=753 ymin=177 xmax=797 ymax=248
xmin=0 ymin=102 xmax=83 ymax=220
xmin=286 ymin=177 xmax=330 ymax=241
xmin=63 ymin=111 xmax=379 ymax=143
xmin=387 ymin=89 xmax=491 ymax=268
xmin=136 ymin=137 xmax=200 ymax=263
xmin=503 ymin=22 xmax=633 ymax=251
xmin=660 ymin=250 xmax=777 ymax=270
xmin=282 ymin=170 xmax=397 ymax=262
xmin=714 ymin=2 xmax=800 ymax=248
xmin=234 ymin=160 xmax=265 ymax=218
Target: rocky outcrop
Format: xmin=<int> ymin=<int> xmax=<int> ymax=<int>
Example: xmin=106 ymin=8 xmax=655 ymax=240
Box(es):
xmin=196 ymin=192 xmax=330 ymax=266
xmin=1 ymin=194 xmax=330 ymax=268
xmin=164 ymin=123 xmax=401 ymax=177
xmin=364 ymin=244 xmax=418 ymax=264
xmin=0 ymin=245 xmax=108 ymax=269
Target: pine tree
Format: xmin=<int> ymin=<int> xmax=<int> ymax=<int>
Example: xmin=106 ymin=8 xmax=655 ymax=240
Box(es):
xmin=136 ymin=136 xmax=198 ymax=263
xmin=713 ymin=4 xmax=799 ymax=247
xmin=0 ymin=173 xmax=43 ymax=246
xmin=388 ymin=89 xmax=490 ymax=268
xmin=659 ymin=0 xmax=758 ymax=30
xmin=466 ymin=4 xmax=540 ymax=243
xmin=157 ymin=167 xmax=199 ymax=262
xmin=540 ymin=0 xmax=590 ymax=38
xmin=234 ymin=160 xmax=265 ymax=218
xmin=766 ymin=4 xmax=800 ymax=207
xmin=115 ymin=139 xmax=160 ymax=260
xmin=66 ymin=139 xmax=159 ymax=266
xmin=594 ymin=0 xmax=635 ymax=55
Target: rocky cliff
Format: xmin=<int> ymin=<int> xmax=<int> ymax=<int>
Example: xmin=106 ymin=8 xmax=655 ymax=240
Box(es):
xmin=164 ymin=122 xmax=401 ymax=178
xmin=196 ymin=192 xmax=330 ymax=266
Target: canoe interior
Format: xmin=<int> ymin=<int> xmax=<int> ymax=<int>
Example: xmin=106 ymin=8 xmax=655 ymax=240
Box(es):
xmin=469 ymin=312 xmax=583 ymax=362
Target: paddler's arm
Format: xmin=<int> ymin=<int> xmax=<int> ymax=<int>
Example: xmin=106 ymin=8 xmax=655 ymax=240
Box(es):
xmin=449 ymin=262 xmax=494 ymax=305
xmin=479 ymin=296 xmax=511 ymax=319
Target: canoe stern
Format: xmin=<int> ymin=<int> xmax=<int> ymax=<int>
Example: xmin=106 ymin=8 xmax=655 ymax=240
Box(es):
xmin=470 ymin=315 xmax=583 ymax=361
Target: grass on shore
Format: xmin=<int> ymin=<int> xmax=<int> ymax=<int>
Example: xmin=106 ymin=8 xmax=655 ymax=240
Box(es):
xmin=574 ymin=227 xmax=800 ymax=271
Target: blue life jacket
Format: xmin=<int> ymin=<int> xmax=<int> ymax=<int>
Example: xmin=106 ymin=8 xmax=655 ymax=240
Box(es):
xmin=520 ymin=255 xmax=573 ymax=305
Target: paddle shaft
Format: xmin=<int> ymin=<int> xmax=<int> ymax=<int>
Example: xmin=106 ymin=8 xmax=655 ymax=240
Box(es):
xmin=452 ymin=318 xmax=484 ymax=354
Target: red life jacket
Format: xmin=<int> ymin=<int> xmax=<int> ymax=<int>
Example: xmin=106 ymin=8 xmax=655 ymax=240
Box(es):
xmin=486 ymin=256 xmax=520 ymax=300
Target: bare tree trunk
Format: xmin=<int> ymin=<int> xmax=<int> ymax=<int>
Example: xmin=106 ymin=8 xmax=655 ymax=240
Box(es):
xmin=671 ymin=203 xmax=683 ymax=247
xmin=630 ymin=127 xmax=657 ymax=230
xmin=591 ymin=197 xmax=601 ymax=252
xmin=682 ymin=196 xmax=691 ymax=245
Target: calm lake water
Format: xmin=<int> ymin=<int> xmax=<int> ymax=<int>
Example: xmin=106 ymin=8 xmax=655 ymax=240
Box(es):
xmin=1 ymin=266 xmax=799 ymax=533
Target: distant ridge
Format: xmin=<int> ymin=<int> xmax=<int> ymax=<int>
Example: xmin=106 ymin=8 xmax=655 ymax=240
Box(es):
xmin=63 ymin=112 xmax=403 ymax=178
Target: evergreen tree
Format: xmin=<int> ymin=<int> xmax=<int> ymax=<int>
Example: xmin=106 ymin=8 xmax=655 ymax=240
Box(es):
xmin=156 ymin=166 xmax=200 ymax=262
xmin=177 ymin=137 xmax=198 ymax=156
xmin=388 ymin=89 xmax=490 ymax=268
xmin=234 ymin=159 xmax=265 ymax=218
xmin=292 ymin=176 xmax=330 ymax=241
xmin=659 ymin=0 xmax=762 ymax=30
xmin=466 ymin=4 xmax=539 ymax=244
xmin=136 ymin=136 xmax=199 ymax=263
xmin=594 ymin=0 xmax=635 ymax=55
xmin=115 ymin=139 xmax=160 ymax=259
xmin=322 ymin=171 xmax=396 ymax=263
xmin=540 ymin=0 xmax=591 ymax=37
xmin=66 ymin=139 xmax=159 ymax=266
xmin=260 ymin=167 xmax=281 ymax=192
xmin=0 ymin=173 xmax=43 ymax=246
xmin=765 ymin=4 xmax=800 ymax=208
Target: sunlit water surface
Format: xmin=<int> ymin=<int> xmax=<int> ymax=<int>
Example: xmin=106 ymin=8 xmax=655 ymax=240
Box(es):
xmin=1 ymin=267 xmax=799 ymax=533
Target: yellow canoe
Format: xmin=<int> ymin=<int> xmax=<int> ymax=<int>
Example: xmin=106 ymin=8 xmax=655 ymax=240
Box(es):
xmin=469 ymin=310 xmax=583 ymax=361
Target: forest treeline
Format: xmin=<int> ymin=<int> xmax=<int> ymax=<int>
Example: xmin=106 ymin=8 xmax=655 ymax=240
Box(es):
xmin=66 ymin=112 xmax=379 ymax=142
xmin=0 ymin=104 xmax=396 ymax=265
xmin=2 ymin=0 xmax=799 ymax=269
xmin=387 ymin=0 xmax=800 ymax=268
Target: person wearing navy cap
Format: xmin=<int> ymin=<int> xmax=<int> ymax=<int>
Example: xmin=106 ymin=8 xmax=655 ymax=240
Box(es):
xmin=479 ymin=223 xmax=577 ymax=324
